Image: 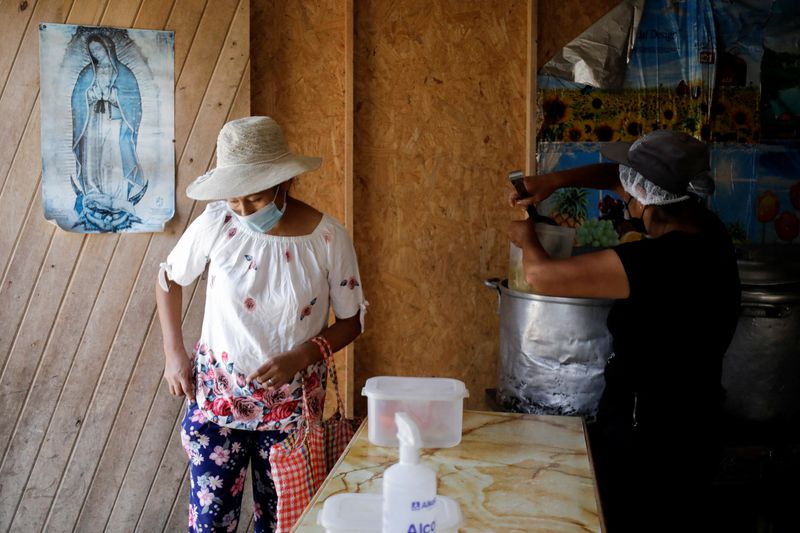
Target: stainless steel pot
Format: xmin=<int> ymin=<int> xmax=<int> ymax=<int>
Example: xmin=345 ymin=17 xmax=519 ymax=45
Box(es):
xmin=722 ymin=249 xmax=800 ymax=423
xmin=484 ymin=278 xmax=613 ymax=416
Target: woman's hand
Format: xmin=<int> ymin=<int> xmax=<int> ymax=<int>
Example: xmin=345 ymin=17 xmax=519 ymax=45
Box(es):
xmin=508 ymin=174 xmax=558 ymax=209
xmin=508 ymin=219 xmax=537 ymax=249
xmin=247 ymin=343 xmax=317 ymax=390
xmin=164 ymin=347 xmax=193 ymax=397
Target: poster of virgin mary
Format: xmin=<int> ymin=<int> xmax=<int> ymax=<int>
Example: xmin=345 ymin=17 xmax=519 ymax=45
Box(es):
xmin=39 ymin=23 xmax=174 ymax=233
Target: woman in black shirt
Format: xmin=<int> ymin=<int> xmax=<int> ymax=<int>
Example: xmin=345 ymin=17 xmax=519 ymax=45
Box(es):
xmin=508 ymin=130 xmax=741 ymax=532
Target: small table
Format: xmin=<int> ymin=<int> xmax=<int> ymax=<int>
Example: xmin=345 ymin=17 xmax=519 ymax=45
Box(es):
xmin=293 ymin=410 xmax=604 ymax=532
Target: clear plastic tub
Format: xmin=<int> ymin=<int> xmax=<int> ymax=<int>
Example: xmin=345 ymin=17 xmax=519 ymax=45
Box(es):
xmin=509 ymin=223 xmax=576 ymax=292
xmin=317 ymin=493 xmax=463 ymax=533
xmin=362 ymin=377 xmax=469 ymax=448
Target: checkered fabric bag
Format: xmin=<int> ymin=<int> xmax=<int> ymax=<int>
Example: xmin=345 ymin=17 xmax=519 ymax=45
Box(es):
xmin=269 ymin=337 xmax=362 ymax=532
xmin=313 ymin=337 xmax=363 ymax=471
xmin=269 ymin=382 xmax=326 ymax=533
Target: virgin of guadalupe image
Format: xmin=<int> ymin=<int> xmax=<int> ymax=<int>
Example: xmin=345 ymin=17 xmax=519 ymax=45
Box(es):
xmin=71 ymin=33 xmax=146 ymax=231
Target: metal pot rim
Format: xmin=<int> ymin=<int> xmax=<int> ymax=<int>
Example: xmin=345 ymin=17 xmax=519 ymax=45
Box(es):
xmin=485 ymin=278 xmax=614 ymax=307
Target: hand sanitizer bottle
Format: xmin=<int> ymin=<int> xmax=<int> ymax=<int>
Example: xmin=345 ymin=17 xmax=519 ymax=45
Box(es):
xmin=382 ymin=412 xmax=437 ymax=533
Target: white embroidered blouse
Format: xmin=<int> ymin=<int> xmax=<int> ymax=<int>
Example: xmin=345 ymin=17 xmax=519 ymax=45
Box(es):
xmin=159 ymin=201 xmax=366 ymax=431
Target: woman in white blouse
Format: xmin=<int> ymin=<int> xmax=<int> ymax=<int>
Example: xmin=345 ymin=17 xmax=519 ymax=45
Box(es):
xmin=155 ymin=116 xmax=366 ymax=532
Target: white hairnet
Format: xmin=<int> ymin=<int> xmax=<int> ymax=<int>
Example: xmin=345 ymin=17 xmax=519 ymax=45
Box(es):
xmin=619 ymin=165 xmax=690 ymax=206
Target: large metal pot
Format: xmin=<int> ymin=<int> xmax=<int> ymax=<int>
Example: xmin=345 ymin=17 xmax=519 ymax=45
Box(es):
xmin=484 ymin=278 xmax=613 ymax=416
xmin=721 ymin=249 xmax=800 ymax=423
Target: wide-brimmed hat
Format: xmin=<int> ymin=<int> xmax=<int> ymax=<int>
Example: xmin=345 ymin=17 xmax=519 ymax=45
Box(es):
xmin=186 ymin=116 xmax=321 ymax=200
xmin=600 ymin=130 xmax=711 ymax=195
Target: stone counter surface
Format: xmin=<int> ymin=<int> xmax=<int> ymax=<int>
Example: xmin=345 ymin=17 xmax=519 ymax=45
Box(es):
xmin=294 ymin=410 xmax=603 ymax=532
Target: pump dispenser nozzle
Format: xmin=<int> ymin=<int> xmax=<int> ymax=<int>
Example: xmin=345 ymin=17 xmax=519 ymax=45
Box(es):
xmin=395 ymin=412 xmax=421 ymax=465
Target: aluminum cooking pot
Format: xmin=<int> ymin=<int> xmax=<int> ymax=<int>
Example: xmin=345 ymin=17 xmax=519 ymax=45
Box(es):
xmin=484 ymin=278 xmax=613 ymax=416
xmin=722 ymin=280 xmax=800 ymax=423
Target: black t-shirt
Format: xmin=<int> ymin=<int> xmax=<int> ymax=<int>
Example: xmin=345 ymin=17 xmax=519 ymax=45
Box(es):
xmin=604 ymin=210 xmax=741 ymax=424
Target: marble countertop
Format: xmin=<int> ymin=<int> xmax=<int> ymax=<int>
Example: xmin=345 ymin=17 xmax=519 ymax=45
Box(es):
xmin=294 ymin=410 xmax=603 ymax=532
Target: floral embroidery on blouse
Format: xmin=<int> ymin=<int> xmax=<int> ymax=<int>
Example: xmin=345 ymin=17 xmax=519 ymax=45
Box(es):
xmin=243 ymin=297 xmax=256 ymax=312
xmin=244 ymin=254 xmax=257 ymax=271
xmin=340 ymin=277 xmax=360 ymax=290
xmin=299 ymin=297 xmax=317 ymax=321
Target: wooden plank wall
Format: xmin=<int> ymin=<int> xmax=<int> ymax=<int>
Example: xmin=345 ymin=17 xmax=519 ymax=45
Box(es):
xmin=0 ymin=0 xmax=251 ymax=531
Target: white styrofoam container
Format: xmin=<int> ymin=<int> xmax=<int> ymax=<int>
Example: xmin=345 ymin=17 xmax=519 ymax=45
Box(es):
xmin=362 ymin=376 xmax=469 ymax=448
xmin=317 ymin=493 xmax=463 ymax=533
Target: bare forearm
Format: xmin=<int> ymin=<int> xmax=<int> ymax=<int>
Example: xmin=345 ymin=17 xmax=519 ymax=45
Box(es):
xmin=529 ymin=163 xmax=621 ymax=194
xmin=299 ymin=314 xmax=361 ymax=367
xmin=155 ymin=278 xmax=184 ymax=354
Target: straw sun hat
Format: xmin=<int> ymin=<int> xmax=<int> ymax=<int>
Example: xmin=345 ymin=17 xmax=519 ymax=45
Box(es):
xmin=186 ymin=116 xmax=322 ymax=201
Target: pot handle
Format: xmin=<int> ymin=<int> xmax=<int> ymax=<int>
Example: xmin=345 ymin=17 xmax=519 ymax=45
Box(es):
xmin=741 ymin=303 xmax=791 ymax=319
xmin=484 ymin=278 xmax=502 ymax=314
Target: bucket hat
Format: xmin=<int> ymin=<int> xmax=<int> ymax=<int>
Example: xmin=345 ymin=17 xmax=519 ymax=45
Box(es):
xmin=186 ymin=116 xmax=321 ymax=200
xmin=600 ymin=130 xmax=711 ymax=195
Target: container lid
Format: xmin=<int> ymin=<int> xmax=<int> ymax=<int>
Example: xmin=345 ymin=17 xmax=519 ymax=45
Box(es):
xmin=317 ymin=493 xmax=463 ymax=531
xmin=317 ymin=493 xmax=382 ymax=531
xmin=362 ymin=376 xmax=469 ymax=401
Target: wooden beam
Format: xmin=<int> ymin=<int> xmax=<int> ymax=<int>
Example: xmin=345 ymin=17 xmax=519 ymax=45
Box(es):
xmin=526 ymin=0 xmax=538 ymax=176
xmin=344 ymin=0 xmax=355 ymax=418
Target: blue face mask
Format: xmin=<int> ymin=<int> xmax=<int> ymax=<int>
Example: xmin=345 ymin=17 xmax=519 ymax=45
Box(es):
xmin=235 ymin=187 xmax=286 ymax=233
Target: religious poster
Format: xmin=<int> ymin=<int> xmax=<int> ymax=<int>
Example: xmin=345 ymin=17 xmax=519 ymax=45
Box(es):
xmin=39 ymin=23 xmax=174 ymax=233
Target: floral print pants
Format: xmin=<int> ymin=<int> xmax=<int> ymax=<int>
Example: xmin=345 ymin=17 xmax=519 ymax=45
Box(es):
xmin=181 ymin=401 xmax=288 ymax=532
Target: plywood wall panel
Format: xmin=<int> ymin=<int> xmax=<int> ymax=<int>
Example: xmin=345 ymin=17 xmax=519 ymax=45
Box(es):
xmin=352 ymin=0 xmax=527 ymax=411
xmin=251 ymin=0 xmax=347 ymax=221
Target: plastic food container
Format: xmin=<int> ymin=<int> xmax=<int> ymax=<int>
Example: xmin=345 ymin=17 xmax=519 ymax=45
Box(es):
xmin=362 ymin=376 xmax=469 ymax=448
xmin=509 ymin=223 xmax=576 ymax=292
xmin=317 ymin=493 xmax=463 ymax=533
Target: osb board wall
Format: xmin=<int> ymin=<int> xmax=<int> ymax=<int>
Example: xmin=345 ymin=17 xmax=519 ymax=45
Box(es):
xmin=246 ymin=1 xmax=619 ymax=415
xmin=0 ymin=0 xmax=253 ymax=531
xmin=250 ymin=0 xmax=353 ymax=417
xmin=538 ymin=0 xmax=621 ymax=66
xmin=353 ymin=0 xmax=528 ymax=411
xmin=251 ymin=0 xmax=347 ymax=221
